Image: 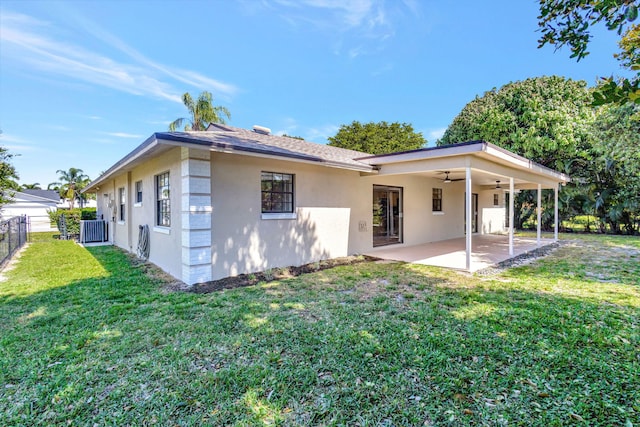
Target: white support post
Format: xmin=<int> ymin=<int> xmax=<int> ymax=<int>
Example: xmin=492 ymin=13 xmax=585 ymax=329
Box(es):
xmin=554 ymin=184 xmax=559 ymax=242
xmin=537 ymin=183 xmax=542 ymax=247
xmin=509 ymin=177 xmax=514 ymax=256
xmin=465 ymin=167 xmax=472 ymax=272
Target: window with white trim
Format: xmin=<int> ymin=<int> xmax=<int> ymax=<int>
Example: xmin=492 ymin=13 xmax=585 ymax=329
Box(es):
xmin=135 ymin=180 xmax=143 ymax=204
xmin=261 ymin=171 xmax=294 ymax=213
xmin=156 ymin=172 xmax=170 ymax=227
xmin=432 ymin=188 xmax=442 ymax=212
xmin=118 ymin=187 xmax=126 ymax=222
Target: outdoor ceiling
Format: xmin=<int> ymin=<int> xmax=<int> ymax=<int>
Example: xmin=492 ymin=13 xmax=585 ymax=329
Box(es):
xmin=419 ymin=168 xmax=529 ymax=187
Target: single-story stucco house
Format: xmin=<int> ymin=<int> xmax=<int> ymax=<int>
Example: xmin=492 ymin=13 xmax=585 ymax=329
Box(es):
xmin=82 ymin=124 xmax=569 ymax=285
xmin=1 ymin=189 xmax=60 ymax=232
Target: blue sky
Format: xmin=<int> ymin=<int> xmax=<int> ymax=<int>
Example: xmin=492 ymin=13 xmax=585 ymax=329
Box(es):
xmin=0 ymin=0 xmax=628 ymax=187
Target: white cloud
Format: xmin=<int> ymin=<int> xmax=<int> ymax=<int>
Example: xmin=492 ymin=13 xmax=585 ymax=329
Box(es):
xmin=4 ymin=144 xmax=36 ymax=152
xmin=302 ymin=124 xmax=340 ymax=142
xmin=263 ymin=0 xmax=411 ymax=57
xmin=104 ymin=132 xmax=144 ymax=139
xmin=0 ymin=134 xmax=36 ymax=152
xmin=0 ymin=134 xmax=28 ymax=144
xmin=274 ymin=118 xmax=338 ymax=143
xmin=0 ymin=10 xmax=238 ymax=103
xmin=427 ymin=127 xmax=447 ymax=142
xmin=49 ymin=125 xmax=71 ymax=131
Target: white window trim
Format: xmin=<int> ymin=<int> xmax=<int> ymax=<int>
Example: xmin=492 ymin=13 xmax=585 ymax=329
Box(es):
xmin=261 ymin=212 xmax=297 ymax=220
xmin=153 ymin=226 xmax=170 ymax=234
xmin=117 ymin=220 xmax=125 ymax=225
xmin=432 ymin=212 xmax=445 ymax=216
xmin=134 ymin=202 xmax=142 ymax=208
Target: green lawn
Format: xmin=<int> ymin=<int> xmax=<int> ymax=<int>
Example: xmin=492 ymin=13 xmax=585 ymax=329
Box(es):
xmin=1 ymin=233 xmax=638 ymax=426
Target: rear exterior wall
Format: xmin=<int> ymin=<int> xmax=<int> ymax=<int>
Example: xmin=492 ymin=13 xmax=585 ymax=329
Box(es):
xmin=97 ymin=149 xmax=506 ymax=283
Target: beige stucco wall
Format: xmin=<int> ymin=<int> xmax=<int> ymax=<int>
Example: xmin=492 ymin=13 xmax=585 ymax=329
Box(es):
xmin=208 ymin=154 xmax=502 ymax=280
xmin=93 ymin=148 xmax=508 ymax=283
xmin=210 ymin=153 xmax=364 ymax=279
xmin=479 ymin=190 xmax=507 ymax=234
xmin=95 ymin=147 xmax=183 ymax=280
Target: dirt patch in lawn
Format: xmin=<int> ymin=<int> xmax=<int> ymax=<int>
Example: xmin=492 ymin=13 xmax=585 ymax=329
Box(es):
xmin=187 ymin=255 xmax=381 ymax=293
xmin=475 ymin=241 xmax=564 ymax=275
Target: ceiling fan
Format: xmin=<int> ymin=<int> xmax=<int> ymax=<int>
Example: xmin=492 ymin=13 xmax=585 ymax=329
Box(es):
xmin=437 ymin=171 xmax=464 ymax=183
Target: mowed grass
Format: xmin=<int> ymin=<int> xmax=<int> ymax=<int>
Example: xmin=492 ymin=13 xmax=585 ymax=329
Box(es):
xmin=0 ymin=233 xmax=638 ymax=426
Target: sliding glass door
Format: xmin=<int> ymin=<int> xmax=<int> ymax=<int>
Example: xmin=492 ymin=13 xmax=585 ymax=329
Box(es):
xmin=373 ymin=185 xmax=403 ymax=247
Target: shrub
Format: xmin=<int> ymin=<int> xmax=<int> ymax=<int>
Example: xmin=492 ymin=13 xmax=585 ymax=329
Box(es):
xmin=47 ymin=208 xmax=97 ymax=237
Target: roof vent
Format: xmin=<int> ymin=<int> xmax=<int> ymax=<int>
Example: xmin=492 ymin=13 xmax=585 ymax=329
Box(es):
xmin=253 ymin=125 xmax=271 ymax=135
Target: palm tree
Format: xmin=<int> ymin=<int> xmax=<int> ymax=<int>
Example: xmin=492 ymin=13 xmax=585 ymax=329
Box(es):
xmin=168 ymin=91 xmax=231 ymax=131
xmin=21 ymin=183 xmax=42 ymax=190
xmin=51 ymin=168 xmax=90 ymax=209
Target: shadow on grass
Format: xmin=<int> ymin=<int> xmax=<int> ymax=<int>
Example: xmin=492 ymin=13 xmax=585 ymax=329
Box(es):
xmin=0 ymin=236 xmax=638 ymax=425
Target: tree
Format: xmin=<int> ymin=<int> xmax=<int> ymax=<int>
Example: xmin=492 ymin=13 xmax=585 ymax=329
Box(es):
xmin=589 ymin=103 xmax=640 ymax=233
xmin=439 ymin=76 xmax=598 ymax=231
xmin=0 ymin=146 xmax=19 ymax=208
xmin=21 ymin=183 xmax=42 ymax=190
xmin=537 ymin=1 xmax=639 ymax=106
xmin=537 ymin=0 xmax=638 ymax=60
xmin=168 ymin=91 xmax=231 ymax=131
xmin=50 ymin=168 xmax=90 ymax=210
xmin=439 ymin=76 xmax=596 ymax=171
xmin=615 ymin=23 xmax=640 ymax=69
xmin=328 ymin=121 xmax=426 ymax=155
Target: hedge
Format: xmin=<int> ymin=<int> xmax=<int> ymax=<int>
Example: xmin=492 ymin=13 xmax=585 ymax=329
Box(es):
xmin=48 ymin=208 xmax=97 ymax=236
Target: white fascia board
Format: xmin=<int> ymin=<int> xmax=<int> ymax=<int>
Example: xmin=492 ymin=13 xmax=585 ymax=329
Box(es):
xmin=358 ymin=143 xmax=484 ymax=165
xmin=482 ymin=143 xmax=570 ymax=183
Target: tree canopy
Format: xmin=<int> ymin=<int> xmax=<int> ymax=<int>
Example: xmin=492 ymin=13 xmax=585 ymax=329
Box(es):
xmin=327 ymin=121 xmax=426 ymax=155
xmin=440 ymin=75 xmax=639 ymax=234
xmin=0 ymin=146 xmax=19 ymax=208
xmin=169 ymin=91 xmax=231 ymax=131
xmin=537 ymin=0 xmax=638 ymax=60
xmin=50 ymin=168 xmax=90 ymax=210
xmin=537 ymin=1 xmax=640 ymax=107
xmin=438 ymin=76 xmax=595 ymax=170
xmin=589 ymin=103 xmax=640 ymax=233
xmin=21 ymin=183 xmax=42 ymax=190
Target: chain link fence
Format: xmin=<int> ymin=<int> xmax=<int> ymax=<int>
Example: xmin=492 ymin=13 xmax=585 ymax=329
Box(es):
xmin=0 ymin=216 xmax=28 ymax=269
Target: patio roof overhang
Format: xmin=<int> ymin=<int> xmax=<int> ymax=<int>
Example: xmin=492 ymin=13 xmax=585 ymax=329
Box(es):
xmin=356 ymin=140 xmax=570 ymax=189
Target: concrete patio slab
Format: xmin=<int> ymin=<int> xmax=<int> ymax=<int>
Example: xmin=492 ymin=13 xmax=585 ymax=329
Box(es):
xmin=367 ymin=234 xmax=555 ymax=272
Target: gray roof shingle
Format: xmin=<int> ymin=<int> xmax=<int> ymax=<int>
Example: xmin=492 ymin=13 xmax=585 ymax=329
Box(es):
xmin=154 ymin=124 xmax=375 ymax=171
xmin=20 ymin=189 xmax=60 ymax=202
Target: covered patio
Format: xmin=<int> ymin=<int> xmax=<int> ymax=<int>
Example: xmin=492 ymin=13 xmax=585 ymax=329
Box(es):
xmin=359 ymin=141 xmax=570 ymax=272
xmin=368 ymin=234 xmax=555 ymax=272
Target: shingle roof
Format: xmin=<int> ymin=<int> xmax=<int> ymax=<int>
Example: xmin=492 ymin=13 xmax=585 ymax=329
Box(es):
xmin=20 ymin=189 xmax=60 ymax=202
xmin=154 ymin=124 xmax=375 ymax=171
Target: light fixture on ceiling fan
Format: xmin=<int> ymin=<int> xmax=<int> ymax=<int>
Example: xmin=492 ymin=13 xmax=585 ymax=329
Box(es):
xmin=439 ymin=171 xmax=463 ymax=183
xmin=495 ymin=180 xmax=501 ymax=189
